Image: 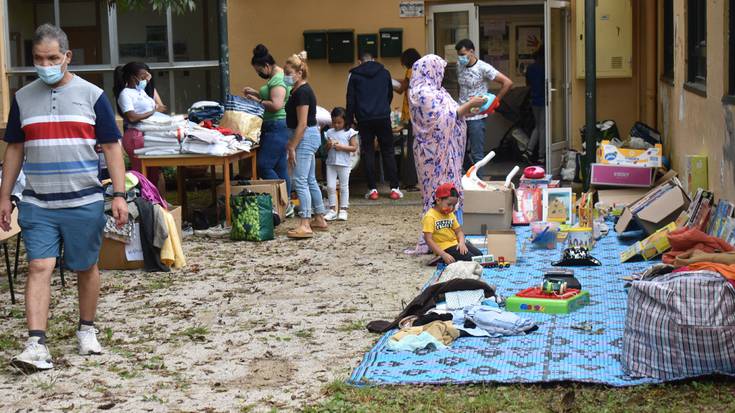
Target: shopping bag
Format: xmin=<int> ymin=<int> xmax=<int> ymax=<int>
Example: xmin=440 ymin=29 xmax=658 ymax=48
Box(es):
xmin=230 ymin=191 xmax=274 ymax=241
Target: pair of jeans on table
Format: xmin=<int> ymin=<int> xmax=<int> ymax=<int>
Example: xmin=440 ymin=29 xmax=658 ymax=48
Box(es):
xmin=258 ymin=119 xmax=292 ymax=195
xmin=290 ymin=126 xmax=327 ymax=219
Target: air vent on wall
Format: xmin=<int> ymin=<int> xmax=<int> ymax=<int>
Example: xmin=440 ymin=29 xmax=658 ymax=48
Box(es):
xmin=610 ymin=56 xmax=623 ymax=69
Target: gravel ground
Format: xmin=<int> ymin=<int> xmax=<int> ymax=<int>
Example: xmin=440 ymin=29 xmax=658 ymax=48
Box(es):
xmin=0 ymin=191 xmax=431 ymax=412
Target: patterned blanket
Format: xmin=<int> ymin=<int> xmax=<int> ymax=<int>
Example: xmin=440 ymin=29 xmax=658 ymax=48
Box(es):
xmin=350 ymin=228 xmax=665 ymax=387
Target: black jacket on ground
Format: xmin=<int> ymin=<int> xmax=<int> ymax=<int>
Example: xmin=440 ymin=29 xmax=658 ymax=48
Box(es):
xmin=366 ymin=279 xmax=496 ymax=333
xmin=346 ymin=61 xmax=393 ymax=124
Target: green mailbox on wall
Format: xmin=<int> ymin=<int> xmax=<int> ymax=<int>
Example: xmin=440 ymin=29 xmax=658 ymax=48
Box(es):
xmin=379 ymin=28 xmax=403 ymax=58
xmin=327 ymin=29 xmax=355 ymax=63
xmin=303 ymin=30 xmax=327 ymax=60
xmin=357 ymin=34 xmax=378 ymax=59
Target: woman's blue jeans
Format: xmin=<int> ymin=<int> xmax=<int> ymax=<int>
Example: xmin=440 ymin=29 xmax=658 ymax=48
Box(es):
xmin=290 ymin=127 xmax=326 ymax=219
xmin=258 ymin=119 xmax=291 ymax=195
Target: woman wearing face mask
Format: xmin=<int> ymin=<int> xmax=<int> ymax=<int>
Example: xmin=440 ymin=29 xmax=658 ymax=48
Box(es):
xmin=242 ymin=44 xmax=292 ymax=215
xmin=406 ymin=54 xmax=486 ymax=255
xmin=282 ymin=51 xmax=328 ymax=239
xmin=113 ymin=62 xmax=168 ymax=191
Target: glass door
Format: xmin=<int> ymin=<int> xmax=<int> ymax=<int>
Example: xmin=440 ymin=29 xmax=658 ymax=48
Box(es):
xmin=427 ymin=3 xmax=479 ymax=99
xmin=544 ymin=1 xmax=571 ymax=175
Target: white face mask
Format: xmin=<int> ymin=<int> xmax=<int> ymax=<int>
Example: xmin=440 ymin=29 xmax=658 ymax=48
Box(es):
xmin=284 ymin=75 xmax=295 ymax=86
xmin=35 ymin=63 xmax=65 ymax=85
xmin=136 ymin=79 xmax=148 ymax=91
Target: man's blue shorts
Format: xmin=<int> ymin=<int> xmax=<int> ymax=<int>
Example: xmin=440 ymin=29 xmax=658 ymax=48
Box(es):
xmin=18 ymin=201 xmax=106 ymax=271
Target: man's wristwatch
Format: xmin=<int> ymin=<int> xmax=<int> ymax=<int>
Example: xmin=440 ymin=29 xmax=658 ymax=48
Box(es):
xmin=112 ymin=192 xmax=127 ymax=199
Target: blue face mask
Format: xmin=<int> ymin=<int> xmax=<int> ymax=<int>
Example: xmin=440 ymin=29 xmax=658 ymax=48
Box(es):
xmin=284 ymin=75 xmax=295 ymax=86
xmin=457 ymin=55 xmax=470 ymax=66
xmin=136 ymin=79 xmax=148 ymax=92
xmin=35 ymin=64 xmax=65 ymax=85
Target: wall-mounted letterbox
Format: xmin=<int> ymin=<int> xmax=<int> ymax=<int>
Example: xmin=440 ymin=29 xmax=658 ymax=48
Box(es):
xmin=357 ymin=34 xmax=378 ymax=59
xmin=327 ymin=29 xmax=355 ymax=63
xmin=303 ymin=30 xmax=327 ymax=60
xmin=379 ymin=28 xmax=403 ymax=58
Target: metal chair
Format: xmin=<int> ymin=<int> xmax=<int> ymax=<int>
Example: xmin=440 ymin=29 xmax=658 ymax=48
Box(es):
xmin=6 ymin=235 xmax=66 ymax=304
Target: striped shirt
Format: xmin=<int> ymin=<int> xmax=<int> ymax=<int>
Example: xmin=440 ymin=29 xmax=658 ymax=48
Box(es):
xmin=3 ymin=75 xmax=121 ymax=209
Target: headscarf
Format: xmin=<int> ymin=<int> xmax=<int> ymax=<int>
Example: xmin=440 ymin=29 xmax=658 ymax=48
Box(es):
xmin=409 ymin=54 xmax=460 ymax=137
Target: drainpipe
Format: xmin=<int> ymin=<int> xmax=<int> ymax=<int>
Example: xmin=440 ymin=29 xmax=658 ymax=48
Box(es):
xmin=584 ymin=0 xmax=597 ymax=191
xmin=218 ymin=0 xmax=230 ymax=103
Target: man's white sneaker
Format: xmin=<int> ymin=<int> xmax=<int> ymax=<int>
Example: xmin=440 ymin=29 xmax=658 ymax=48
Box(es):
xmin=77 ymin=327 xmax=103 ymax=356
xmin=324 ymin=210 xmax=339 ymax=221
xmin=338 ymin=210 xmax=349 ymax=221
xmin=10 ymin=337 xmax=53 ymax=372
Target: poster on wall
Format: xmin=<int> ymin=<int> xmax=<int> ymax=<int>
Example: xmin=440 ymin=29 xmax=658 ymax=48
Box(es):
xmin=516 ymin=25 xmax=542 ymax=77
xmin=400 ymin=1 xmax=424 ymax=18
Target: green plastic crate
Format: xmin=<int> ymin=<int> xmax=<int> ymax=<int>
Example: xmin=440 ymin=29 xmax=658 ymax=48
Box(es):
xmin=506 ymin=290 xmax=590 ymax=314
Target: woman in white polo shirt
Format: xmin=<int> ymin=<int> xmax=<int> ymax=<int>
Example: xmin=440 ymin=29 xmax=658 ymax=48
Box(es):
xmin=113 ymin=62 xmax=167 ymax=191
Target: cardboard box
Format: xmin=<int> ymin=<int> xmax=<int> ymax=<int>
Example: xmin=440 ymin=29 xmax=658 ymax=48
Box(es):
xmin=614 ymin=177 xmax=690 ymax=235
xmin=596 ymin=140 xmax=663 ymax=168
xmin=485 ymin=230 xmax=517 ymax=263
xmin=462 ymin=182 xmax=514 ymax=235
xmin=684 ymin=155 xmax=708 ymax=197
xmin=620 ymin=222 xmax=678 ymax=263
xmin=590 ymin=164 xmax=655 ymax=188
xmin=217 ymin=179 xmax=289 ymax=217
xmin=99 ymin=206 xmax=182 ymax=271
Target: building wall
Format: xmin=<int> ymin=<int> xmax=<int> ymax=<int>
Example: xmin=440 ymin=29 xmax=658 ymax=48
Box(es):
xmin=569 ymin=0 xmax=644 ymax=150
xmin=227 ymin=0 xmax=426 ymax=111
xmin=659 ymin=0 xmax=735 ymax=200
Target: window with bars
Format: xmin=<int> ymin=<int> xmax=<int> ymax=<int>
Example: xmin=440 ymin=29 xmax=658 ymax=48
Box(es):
xmin=5 ymin=0 xmax=220 ymax=113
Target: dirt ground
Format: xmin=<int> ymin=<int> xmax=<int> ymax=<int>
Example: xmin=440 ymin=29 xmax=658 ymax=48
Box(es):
xmin=0 ymin=190 xmax=430 ymax=412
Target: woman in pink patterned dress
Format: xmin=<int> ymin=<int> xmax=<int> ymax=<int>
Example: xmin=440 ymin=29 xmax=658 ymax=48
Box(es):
xmin=406 ymin=54 xmax=486 ymax=254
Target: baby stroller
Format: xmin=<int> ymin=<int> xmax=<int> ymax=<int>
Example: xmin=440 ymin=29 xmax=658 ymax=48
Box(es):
xmin=490 ymin=86 xmax=535 ymax=163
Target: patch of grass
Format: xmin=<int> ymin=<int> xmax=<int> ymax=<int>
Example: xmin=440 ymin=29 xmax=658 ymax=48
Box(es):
xmin=108 ymin=365 xmax=139 ymax=380
xmin=143 ymin=355 xmax=166 ymax=371
xmin=303 ymin=379 xmax=735 ymax=413
xmin=295 ymin=328 xmax=314 ymax=340
xmin=146 ymin=276 xmax=174 ymax=291
xmin=30 ymin=372 xmax=60 ymax=392
xmin=0 ymin=332 xmax=20 ymax=352
xmin=179 ymin=325 xmax=209 ymax=342
xmin=7 ymin=307 xmax=24 ymax=319
xmin=142 ymin=393 xmax=167 ymax=403
xmin=337 ymin=320 xmax=365 ymax=332
xmin=46 ymin=312 xmax=77 ymax=341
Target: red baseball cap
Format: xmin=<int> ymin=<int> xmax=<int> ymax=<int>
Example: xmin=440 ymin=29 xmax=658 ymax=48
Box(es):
xmin=435 ymin=182 xmax=457 ymax=199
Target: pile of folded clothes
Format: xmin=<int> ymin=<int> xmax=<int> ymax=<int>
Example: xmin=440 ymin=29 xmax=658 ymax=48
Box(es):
xmin=224 ymin=94 xmax=265 ymax=117
xmin=181 ymin=122 xmax=253 ymax=156
xmin=188 ymin=101 xmax=225 ymax=124
xmin=134 ymin=112 xmax=188 ymax=156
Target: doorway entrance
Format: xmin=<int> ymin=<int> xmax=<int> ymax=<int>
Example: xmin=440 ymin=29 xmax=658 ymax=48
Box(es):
xmin=427 ymin=1 xmax=571 ymax=178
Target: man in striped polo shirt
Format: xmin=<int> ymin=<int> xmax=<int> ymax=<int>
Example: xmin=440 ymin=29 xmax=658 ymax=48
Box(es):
xmin=0 ymin=24 xmax=128 ymax=372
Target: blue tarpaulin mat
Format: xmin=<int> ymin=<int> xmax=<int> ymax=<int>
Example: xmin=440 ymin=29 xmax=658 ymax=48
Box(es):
xmin=349 ymin=227 xmax=665 ymax=387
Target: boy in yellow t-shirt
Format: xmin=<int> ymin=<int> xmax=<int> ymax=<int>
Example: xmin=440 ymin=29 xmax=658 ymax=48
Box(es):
xmin=422 ymin=183 xmax=482 ymax=264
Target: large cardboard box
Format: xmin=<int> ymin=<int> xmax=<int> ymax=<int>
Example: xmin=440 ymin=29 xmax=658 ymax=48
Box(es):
xmin=590 ymin=164 xmax=655 ymax=188
xmin=98 ymin=206 xmax=182 ymax=271
xmin=596 ymin=140 xmax=663 ymax=168
xmin=462 ymin=183 xmax=514 ymax=235
xmin=485 ymin=230 xmax=517 ymax=263
xmin=614 ymin=177 xmax=690 ymax=235
xmin=217 ymin=179 xmax=289 ymax=217
xmin=683 ymin=155 xmax=708 ymax=197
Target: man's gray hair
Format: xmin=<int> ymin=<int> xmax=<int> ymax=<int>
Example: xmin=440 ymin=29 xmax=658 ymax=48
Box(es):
xmin=33 ymin=23 xmax=69 ymax=53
